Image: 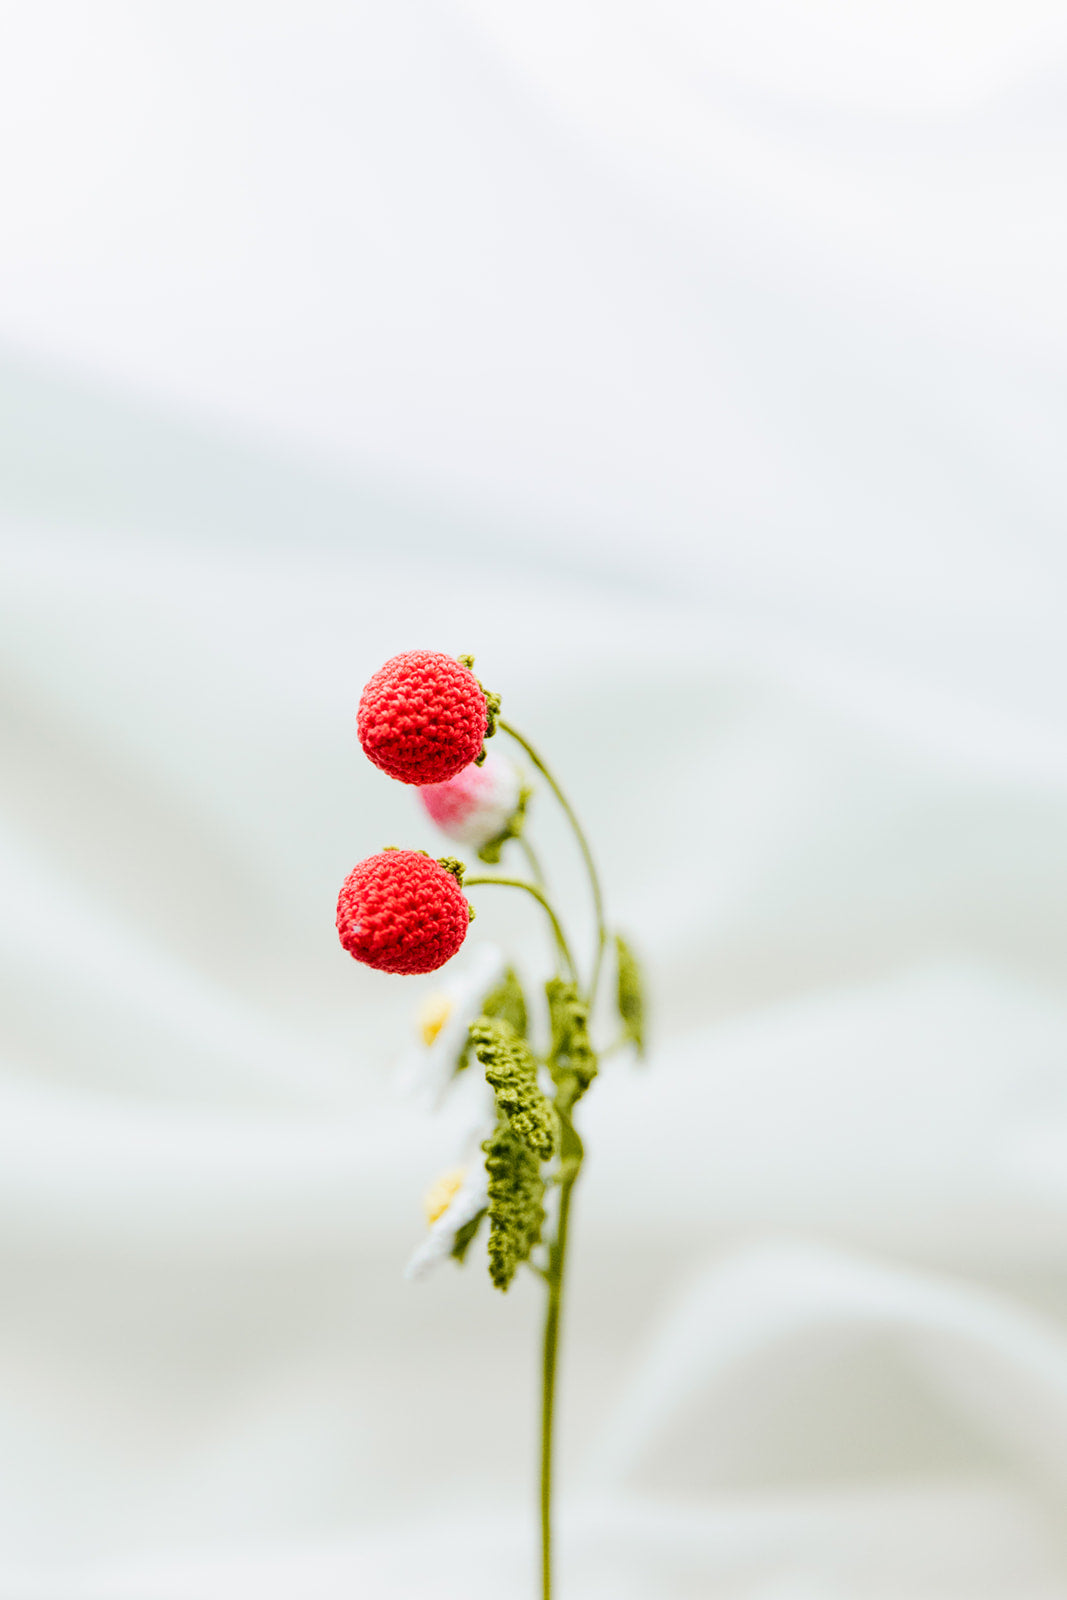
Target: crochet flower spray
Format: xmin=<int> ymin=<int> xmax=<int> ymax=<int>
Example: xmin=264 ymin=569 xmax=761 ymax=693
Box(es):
xmin=336 ymin=650 xmax=646 ymax=1599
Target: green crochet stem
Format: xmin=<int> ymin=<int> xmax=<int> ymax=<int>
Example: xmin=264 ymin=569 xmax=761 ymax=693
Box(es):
xmin=468 ymin=722 xmax=606 ymax=1600
xmin=463 ymin=877 xmax=578 ymax=983
xmin=498 ymin=719 xmax=607 ymax=1003
xmin=517 ymin=832 xmax=547 ymax=890
xmin=540 ymin=1101 xmax=582 ymax=1600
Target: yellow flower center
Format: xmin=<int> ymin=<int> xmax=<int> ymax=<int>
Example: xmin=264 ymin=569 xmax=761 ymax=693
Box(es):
xmin=423 ymin=1167 xmax=466 ymax=1225
xmin=417 ymin=991 xmax=454 ymax=1046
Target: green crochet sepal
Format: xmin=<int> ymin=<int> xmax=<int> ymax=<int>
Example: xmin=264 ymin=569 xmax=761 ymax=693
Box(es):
xmin=457 ymin=653 xmax=501 ymax=765
xmin=432 ymin=856 xmax=475 ymax=919
xmin=476 ymin=783 xmax=532 ymax=864
xmin=436 ymin=856 xmax=467 ymax=884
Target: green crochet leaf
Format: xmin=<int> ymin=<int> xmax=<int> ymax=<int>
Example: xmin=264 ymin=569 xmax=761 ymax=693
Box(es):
xmin=454 ymin=967 xmax=527 ymax=1076
xmin=450 ymin=1207 xmax=487 ymax=1264
xmin=614 ymin=933 xmax=647 ymax=1058
xmin=480 ymin=966 xmax=528 ymax=1039
xmin=469 ymin=1016 xmax=556 ymax=1161
xmin=482 ymin=1123 xmax=544 ymax=1291
xmin=545 ymin=978 xmax=598 ymax=1105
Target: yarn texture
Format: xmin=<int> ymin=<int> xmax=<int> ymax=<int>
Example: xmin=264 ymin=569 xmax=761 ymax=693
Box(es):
xmin=482 ymin=1123 xmax=544 ymax=1292
xmin=336 ymin=850 xmax=471 ymax=974
xmin=358 ymin=651 xmax=489 ymax=785
xmin=469 ymin=1016 xmax=557 ymax=1161
xmin=546 ymin=978 xmax=598 ymax=1104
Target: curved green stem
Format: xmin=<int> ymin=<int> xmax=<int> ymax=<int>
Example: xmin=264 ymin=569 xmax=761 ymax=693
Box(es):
xmin=498 ymin=720 xmax=607 ymax=1002
xmin=464 ymin=876 xmax=577 ymax=982
xmin=517 ymin=833 xmax=547 ymax=890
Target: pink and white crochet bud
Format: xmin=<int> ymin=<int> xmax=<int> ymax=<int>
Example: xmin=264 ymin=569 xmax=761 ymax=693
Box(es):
xmin=419 ymin=752 xmax=523 ymax=850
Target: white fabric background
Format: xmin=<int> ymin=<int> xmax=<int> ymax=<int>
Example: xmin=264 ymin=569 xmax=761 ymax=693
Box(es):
xmin=1 ymin=3 xmax=1066 ymax=1595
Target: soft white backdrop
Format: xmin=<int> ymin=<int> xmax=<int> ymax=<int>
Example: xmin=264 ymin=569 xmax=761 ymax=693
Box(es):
xmin=1 ymin=3 xmax=1066 ymax=1595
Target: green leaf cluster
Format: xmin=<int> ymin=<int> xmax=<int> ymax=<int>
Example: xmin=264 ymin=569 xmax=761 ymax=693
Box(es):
xmin=456 ymin=930 xmax=648 ymax=1294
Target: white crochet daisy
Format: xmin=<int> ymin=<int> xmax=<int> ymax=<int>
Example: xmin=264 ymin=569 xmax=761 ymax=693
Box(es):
xmin=397 ymin=944 xmax=507 ymax=1109
xmin=405 ymin=1159 xmax=491 ymax=1281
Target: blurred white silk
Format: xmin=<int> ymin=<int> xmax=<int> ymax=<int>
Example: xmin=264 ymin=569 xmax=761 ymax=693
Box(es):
xmin=1 ymin=1 xmax=1066 ymax=1595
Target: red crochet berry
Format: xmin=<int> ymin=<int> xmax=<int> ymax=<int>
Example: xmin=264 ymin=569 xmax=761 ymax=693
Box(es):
xmin=336 ymin=851 xmax=471 ymax=975
xmin=358 ymin=651 xmax=488 ymax=785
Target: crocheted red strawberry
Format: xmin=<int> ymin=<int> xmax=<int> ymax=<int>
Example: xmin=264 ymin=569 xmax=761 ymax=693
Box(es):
xmin=358 ymin=651 xmax=490 ymax=785
xmin=336 ymin=850 xmax=471 ymax=974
